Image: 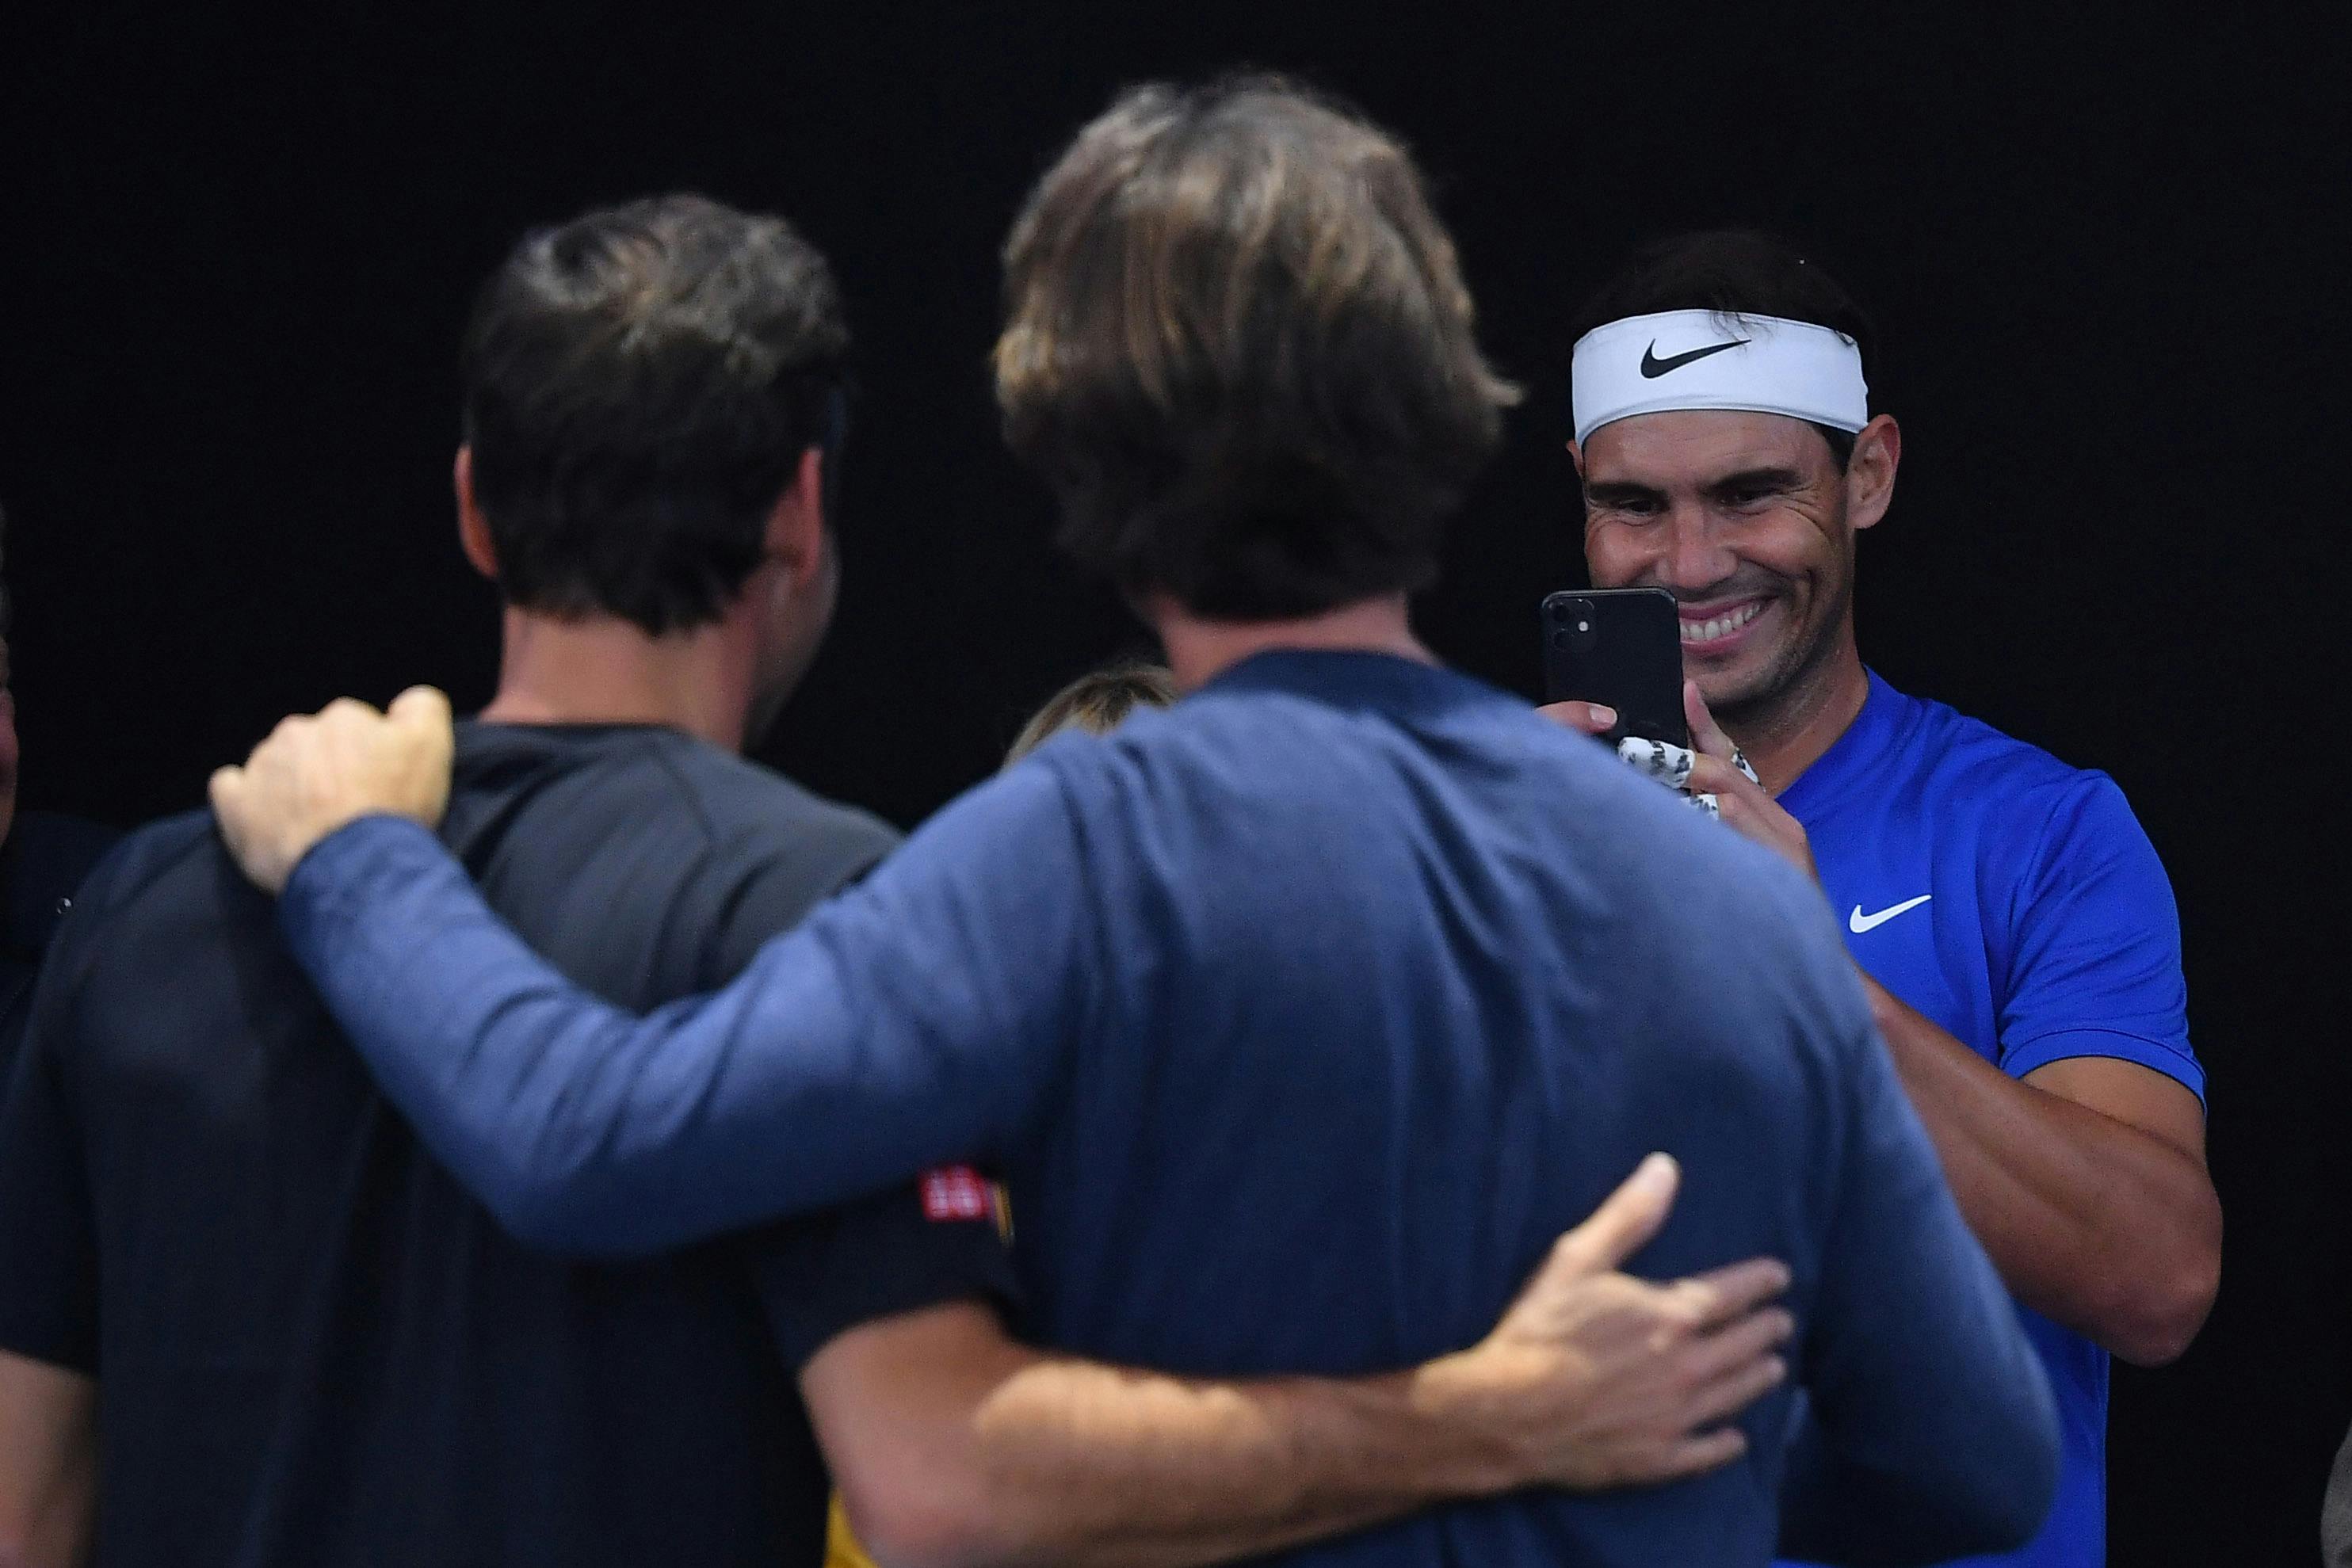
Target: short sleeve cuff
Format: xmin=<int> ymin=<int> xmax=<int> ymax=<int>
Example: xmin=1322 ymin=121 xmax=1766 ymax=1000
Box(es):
xmin=755 ymin=1184 xmax=1025 ymax=1371
xmin=0 ymin=1310 xmax=97 ymax=1375
xmin=769 ymin=1236 xmax=1021 ymax=1371
xmin=2001 ymin=1027 xmax=2206 ymax=1107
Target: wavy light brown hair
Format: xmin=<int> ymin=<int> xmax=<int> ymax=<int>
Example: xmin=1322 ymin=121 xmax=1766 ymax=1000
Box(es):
xmin=994 ymin=76 xmax=1519 ymax=620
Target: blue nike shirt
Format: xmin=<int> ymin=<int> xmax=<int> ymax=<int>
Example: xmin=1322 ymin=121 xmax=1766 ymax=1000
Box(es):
xmin=1774 ymin=671 xmax=2202 ymax=1568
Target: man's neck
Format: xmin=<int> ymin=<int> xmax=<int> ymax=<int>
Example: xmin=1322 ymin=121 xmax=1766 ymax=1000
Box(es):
xmin=477 ymin=608 xmax=758 ymax=753
xmin=1718 ymin=637 xmax=1870 ymax=794
xmin=1150 ymin=594 xmax=1432 ymax=692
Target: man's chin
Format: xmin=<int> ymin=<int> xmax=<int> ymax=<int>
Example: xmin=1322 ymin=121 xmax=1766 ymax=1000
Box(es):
xmin=1684 ymin=648 xmax=1787 ymax=720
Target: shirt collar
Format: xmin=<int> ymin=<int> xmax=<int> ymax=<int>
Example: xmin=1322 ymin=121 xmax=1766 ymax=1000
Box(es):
xmin=1195 ymin=649 xmax=1521 ymax=725
xmin=1776 ymin=668 xmax=1909 ymax=819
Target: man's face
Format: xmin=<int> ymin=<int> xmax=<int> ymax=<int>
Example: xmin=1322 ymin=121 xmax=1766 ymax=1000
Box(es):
xmin=1579 ymin=410 xmax=1864 ymax=723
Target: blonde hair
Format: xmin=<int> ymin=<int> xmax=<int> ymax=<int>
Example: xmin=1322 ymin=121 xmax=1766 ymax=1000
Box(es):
xmin=1004 ymin=662 xmax=1178 ymax=765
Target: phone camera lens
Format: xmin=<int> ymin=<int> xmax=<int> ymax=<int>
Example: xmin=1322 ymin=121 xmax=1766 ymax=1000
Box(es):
xmin=1548 ymin=597 xmax=1600 ymax=651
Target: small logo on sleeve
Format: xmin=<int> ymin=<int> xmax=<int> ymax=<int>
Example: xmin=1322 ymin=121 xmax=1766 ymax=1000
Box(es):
xmin=920 ymin=1166 xmax=997 ymax=1223
xmin=1849 ymin=894 xmax=1934 ymax=934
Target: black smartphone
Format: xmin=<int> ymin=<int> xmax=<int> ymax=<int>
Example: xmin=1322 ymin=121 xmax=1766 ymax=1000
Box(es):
xmin=1540 ymin=587 xmax=1689 ymax=749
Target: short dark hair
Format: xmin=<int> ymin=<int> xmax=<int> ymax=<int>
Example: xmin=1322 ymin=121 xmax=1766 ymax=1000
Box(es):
xmin=995 ymin=75 xmax=1520 ymax=620
xmin=1570 ymin=229 xmax=1876 ymax=469
xmin=461 ymin=193 xmax=850 ymax=635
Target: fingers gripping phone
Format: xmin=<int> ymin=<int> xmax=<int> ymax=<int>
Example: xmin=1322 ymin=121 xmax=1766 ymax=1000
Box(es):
xmin=1541 ymin=588 xmax=1690 ymax=750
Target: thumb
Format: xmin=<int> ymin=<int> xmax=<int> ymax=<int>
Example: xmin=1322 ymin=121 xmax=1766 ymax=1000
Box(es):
xmin=207 ymin=765 xmax=271 ymax=886
xmin=1536 ymin=700 xmax=1619 ymax=738
xmin=387 ymin=685 xmax=454 ymax=740
xmin=207 ymin=765 xmax=246 ymax=822
xmin=1548 ymin=1153 xmax=1680 ymax=1278
xmin=1684 ymin=681 xmax=1735 ymax=761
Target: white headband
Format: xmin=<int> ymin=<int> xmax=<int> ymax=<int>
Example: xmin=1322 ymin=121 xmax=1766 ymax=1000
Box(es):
xmin=1571 ymin=310 xmax=1869 ymax=446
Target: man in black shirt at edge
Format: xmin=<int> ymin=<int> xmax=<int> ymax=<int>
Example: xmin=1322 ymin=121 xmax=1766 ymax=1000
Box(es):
xmin=0 ymin=196 xmax=1799 ymax=1568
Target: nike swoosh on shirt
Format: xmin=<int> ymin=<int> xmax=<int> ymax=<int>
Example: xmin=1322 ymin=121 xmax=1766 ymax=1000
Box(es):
xmin=1640 ymin=338 xmax=1750 ymax=378
xmin=1849 ymin=895 xmax=1934 ymax=934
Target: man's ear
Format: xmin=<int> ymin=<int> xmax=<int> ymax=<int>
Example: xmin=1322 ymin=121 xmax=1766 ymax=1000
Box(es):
xmin=1566 ymin=439 xmax=1586 ymax=480
xmin=454 ymin=447 xmax=500 ymax=582
xmin=765 ymin=446 xmax=828 ymax=582
xmin=1846 ymin=414 xmax=1902 ymax=533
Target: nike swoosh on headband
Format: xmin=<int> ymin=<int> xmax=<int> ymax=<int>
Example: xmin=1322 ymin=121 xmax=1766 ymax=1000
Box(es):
xmin=1849 ymin=895 xmax=1934 ymax=934
xmin=1640 ymin=338 xmax=1751 ymax=378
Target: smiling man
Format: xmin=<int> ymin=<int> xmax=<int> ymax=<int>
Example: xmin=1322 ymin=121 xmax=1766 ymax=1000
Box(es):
xmin=1556 ymin=231 xmax=2223 ymax=1568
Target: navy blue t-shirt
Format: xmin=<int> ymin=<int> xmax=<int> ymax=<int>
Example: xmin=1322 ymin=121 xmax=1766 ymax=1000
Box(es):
xmin=1777 ymin=673 xmax=2202 ymax=1568
xmin=0 ymin=723 xmax=1016 ymax=1567
xmin=275 ymin=653 xmax=2060 ymax=1566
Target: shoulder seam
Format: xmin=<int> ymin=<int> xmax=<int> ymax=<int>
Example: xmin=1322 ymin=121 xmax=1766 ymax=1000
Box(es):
xmin=640 ymin=738 xmax=735 ymax=846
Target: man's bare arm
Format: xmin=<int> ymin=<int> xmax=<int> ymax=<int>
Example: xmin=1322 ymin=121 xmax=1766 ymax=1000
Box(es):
xmin=1666 ymin=682 xmax=2221 ymax=1366
xmin=804 ymin=1157 xmax=1793 ymax=1568
xmin=0 ymin=1350 xmax=96 ymax=1568
xmin=1863 ymin=984 xmax=2220 ymax=1366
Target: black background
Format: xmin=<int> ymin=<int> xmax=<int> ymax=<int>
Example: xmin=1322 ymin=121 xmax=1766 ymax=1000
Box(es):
xmin=2 ymin=6 xmax=2342 ymax=1561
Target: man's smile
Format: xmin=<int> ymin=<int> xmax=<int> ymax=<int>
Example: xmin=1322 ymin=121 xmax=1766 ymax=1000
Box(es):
xmin=1677 ymin=597 xmax=1770 ymax=656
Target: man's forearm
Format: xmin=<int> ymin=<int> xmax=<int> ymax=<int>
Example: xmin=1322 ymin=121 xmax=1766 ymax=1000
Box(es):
xmin=963 ymin=1350 xmax=1514 ymax=1568
xmin=817 ymin=1314 xmax=1515 ymax=1568
xmin=814 ymin=1169 xmax=1790 ymax=1568
xmin=1862 ymin=979 xmax=2220 ymax=1364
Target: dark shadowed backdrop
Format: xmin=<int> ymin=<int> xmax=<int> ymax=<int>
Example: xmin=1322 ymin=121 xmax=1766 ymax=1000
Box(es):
xmin=2 ymin=6 xmax=2341 ymax=1561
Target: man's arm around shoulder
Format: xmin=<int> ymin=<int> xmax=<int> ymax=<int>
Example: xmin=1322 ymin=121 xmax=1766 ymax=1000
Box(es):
xmin=806 ymin=1157 xmax=1795 ymax=1568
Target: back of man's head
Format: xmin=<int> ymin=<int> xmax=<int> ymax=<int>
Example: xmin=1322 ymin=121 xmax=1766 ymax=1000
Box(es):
xmin=994 ymin=75 xmax=1520 ymax=620
xmin=461 ymin=193 xmax=849 ymax=636
xmin=1569 ymin=229 xmax=1877 ymax=467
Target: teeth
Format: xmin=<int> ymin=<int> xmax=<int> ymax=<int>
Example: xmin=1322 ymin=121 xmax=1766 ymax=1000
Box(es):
xmin=1679 ymin=602 xmax=1763 ymax=645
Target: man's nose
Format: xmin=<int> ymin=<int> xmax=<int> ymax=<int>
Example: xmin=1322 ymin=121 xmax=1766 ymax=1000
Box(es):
xmin=1657 ymin=508 xmax=1738 ymax=593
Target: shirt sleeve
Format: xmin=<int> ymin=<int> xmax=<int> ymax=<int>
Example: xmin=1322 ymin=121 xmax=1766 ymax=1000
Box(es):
xmin=275 ymin=761 xmax=1095 ymax=1260
xmin=1779 ymin=971 xmax=2061 ymax=1563
xmin=705 ymin=813 xmax=1019 ymax=1362
xmin=752 ymin=1179 xmax=1021 ymax=1369
xmin=1995 ymin=775 xmax=2202 ymax=1101
xmin=0 ymin=926 xmax=102 ymax=1373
